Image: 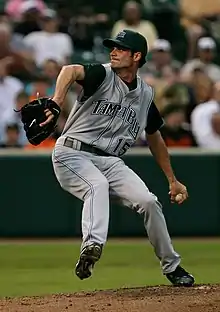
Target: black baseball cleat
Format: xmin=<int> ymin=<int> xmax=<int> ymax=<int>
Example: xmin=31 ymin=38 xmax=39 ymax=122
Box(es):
xmin=75 ymin=243 xmax=102 ymax=280
xmin=165 ymin=265 xmax=195 ymax=287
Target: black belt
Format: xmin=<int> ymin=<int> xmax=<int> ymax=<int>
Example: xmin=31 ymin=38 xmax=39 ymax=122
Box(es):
xmin=63 ymin=137 xmax=112 ymax=157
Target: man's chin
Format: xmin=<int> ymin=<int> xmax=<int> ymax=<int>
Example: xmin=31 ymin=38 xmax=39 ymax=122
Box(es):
xmin=110 ymin=60 xmax=121 ymax=68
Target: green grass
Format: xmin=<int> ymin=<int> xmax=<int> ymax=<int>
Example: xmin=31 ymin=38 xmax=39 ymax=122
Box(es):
xmin=0 ymin=239 xmax=219 ymax=298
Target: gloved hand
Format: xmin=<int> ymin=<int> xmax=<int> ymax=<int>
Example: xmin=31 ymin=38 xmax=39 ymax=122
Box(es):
xmin=17 ymin=96 xmax=61 ymax=146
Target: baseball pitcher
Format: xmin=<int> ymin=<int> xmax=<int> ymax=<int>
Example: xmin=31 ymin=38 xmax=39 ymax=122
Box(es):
xmin=19 ymin=30 xmax=194 ymax=286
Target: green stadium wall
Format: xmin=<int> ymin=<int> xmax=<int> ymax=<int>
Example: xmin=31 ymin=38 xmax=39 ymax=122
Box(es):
xmin=0 ymin=148 xmax=219 ymax=237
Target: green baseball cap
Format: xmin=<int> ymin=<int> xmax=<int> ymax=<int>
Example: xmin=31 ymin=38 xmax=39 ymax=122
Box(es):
xmin=103 ymin=29 xmax=148 ymax=66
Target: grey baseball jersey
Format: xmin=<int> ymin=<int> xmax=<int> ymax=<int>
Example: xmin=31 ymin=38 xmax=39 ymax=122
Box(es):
xmin=61 ymin=63 xmax=163 ymax=156
xmin=53 ymin=63 xmax=180 ymax=274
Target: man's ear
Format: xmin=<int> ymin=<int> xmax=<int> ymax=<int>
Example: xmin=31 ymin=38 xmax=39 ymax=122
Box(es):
xmin=133 ymin=52 xmax=142 ymax=62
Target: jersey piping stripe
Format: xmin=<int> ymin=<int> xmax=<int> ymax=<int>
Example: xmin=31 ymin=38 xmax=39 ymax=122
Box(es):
xmin=145 ymin=85 xmax=155 ymax=130
xmin=53 ymin=154 xmax=94 ymax=244
xmin=89 ymin=72 xmax=124 ymax=146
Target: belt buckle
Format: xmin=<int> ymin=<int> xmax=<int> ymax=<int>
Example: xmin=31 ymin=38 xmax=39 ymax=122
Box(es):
xmin=64 ymin=137 xmax=73 ymax=148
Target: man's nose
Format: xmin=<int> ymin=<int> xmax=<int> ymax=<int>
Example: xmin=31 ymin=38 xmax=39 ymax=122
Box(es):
xmin=110 ymin=47 xmax=117 ymax=55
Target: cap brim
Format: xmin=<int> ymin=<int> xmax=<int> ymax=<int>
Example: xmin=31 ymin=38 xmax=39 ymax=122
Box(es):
xmin=103 ymin=39 xmax=131 ymax=50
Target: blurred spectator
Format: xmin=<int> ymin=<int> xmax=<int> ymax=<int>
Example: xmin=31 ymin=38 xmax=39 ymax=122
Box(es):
xmin=55 ymin=2 xmax=73 ymax=34
xmin=69 ymin=5 xmax=97 ymax=51
xmin=69 ymin=5 xmax=110 ymax=54
xmin=180 ymin=0 xmax=220 ymax=59
xmin=187 ymin=68 xmax=214 ymax=105
xmin=23 ymin=9 xmax=73 ymax=67
xmin=25 ymin=59 xmax=60 ymax=97
xmin=135 ymin=104 xmax=196 ymax=148
xmin=0 ymin=124 xmax=22 ymax=148
xmin=41 ymin=59 xmax=60 ymax=93
xmin=0 ymin=10 xmax=10 ymax=24
xmin=13 ymin=90 xmax=29 ymax=146
xmin=191 ymin=82 xmax=220 ymax=148
xmin=181 ymin=37 xmax=220 ymax=82
xmin=5 ymin=0 xmax=47 ymax=22
xmin=0 ymin=60 xmax=24 ymax=143
xmin=111 ymin=1 xmax=158 ymax=50
xmin=140 ymin=39 xmax=182 ymax=77
xmin=159 ymin=104 xmax=197 ymax=147
xmin=13 ymin=0 xmax=43 ymax=36
xmin=158 ymin=65 xmax=198 ymax=121
xmin=0 ymin=22 xmax=35 ymax=78
xmin=25 ymin=75 xmax=51 ymax=100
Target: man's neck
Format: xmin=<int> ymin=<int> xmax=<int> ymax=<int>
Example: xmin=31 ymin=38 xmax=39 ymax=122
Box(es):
xmin=125 ymin=20 xmax=140 ymax=27
xmin=44 ymin=29 xmax=56 ymax=34
xmin=115 ymin=68 xmax=137 ymax=83
xmin=200 ymin=58 xmax=211 ymax=64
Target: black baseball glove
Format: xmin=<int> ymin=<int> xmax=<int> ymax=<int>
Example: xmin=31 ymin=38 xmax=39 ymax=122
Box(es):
xmin=17 ymin=97 xmax=61 ymax=146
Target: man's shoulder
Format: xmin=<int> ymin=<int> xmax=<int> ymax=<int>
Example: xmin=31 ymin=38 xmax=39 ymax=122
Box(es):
xmin=5 ymin=76 xmax=23 ymax=89
xmin=198 ymin=100 xmax=218 ymax=109
xmin=112 ymin=20 xmax=124 ymax=27
xmin=192 ymin=100 xmax=218 ymax=116
xmin=55 ymin=32 xmax=71 ymax=40
xmin=138 ymin=75 xmax=153 ymax=91
xmin=24 ymin=31 xmax=41 ymax=40
xmin=209 ymin=63 xmax=220 ymax=70
xmin=182 ymin=58 xmax=202 ymax=68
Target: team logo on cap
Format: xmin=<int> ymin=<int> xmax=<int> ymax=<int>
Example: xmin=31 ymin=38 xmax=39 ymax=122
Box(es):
xmin=116 ymin=31 xmax=126 ymax=39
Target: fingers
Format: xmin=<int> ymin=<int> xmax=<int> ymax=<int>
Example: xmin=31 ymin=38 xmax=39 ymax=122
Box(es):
xmin=176 ymin=191 xmax=188 ymax=205
xmin=168 ymin=190 xmax=176 ymax=204
xmin=39 ymin=109 xmax=54 ymax=127
xmin=39 ymin=115 xmax=54 ymax=127
xmin=168 ymin=189 xmax=188 ymax=205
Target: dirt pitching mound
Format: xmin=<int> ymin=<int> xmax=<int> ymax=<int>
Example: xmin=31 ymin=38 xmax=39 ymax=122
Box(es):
xmin=1 ymin=284 xmax=220 ymax=312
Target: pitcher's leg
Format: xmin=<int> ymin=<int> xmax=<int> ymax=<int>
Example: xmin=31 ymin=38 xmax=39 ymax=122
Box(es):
xmin=106 ymin=159 xmax=194 ymax=285
xmin=52 ymin=148 xmax=109 ymax=249
xmin=105 ymin=159 xmax=180 ymax=273
xmin=139 ymin=194 xmax=180 ymax=273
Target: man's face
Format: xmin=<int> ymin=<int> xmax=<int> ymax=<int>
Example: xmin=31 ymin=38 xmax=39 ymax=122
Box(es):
xmin=110 ymin=47 xmax=138 ymax=69
xmin=123 ymin=1 xmax=141 ymax=24
xmin=199 ymin=48 xmax=214 ymax=62
xmin=43 ymin=61 xmax=60 ymax=80
xmin=152 ymin=50 xmax=171 ymax=66
xmin=165 ymin=111 xmax=185 ymax=129
xmin=42 ymin=18 xmax=58 ymax=32
xmin=6 ymin=128 xmax=19 ymax=144
xmin=124 ymin=7 xmax=140 ymax=23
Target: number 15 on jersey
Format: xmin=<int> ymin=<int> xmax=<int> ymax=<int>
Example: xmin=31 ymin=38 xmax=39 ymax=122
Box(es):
xmin=112 ymin=138 xmax=132 ymax=156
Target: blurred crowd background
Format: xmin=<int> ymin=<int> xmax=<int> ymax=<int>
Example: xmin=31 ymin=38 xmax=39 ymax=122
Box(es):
xmin=1 ymin=0 xmax=220 ymax=150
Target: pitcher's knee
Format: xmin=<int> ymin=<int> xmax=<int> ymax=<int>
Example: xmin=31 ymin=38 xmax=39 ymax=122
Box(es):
xmin=93 ymin=177 xmax=109 ymax=193
xmin=136 ymin=192 xmax=159 ymax=214
xmin=82 ymin=177 xmax=109 ymax=200
xmin=59 ymin=176 xmax=109 ymax=199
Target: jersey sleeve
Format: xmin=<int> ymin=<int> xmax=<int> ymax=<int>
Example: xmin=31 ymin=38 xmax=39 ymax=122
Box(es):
xmin=145 ymin=101 xmax=164 ymax=134
xmin=77 ymin=63 xmax=106 ymax=98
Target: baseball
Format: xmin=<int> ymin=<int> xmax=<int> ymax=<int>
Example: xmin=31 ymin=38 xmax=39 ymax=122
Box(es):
xmin=175 ymin=194 xmax=183 ymax=202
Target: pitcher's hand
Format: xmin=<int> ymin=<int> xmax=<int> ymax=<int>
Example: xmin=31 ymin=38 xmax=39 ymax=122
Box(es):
xmin=169 ymin=180 xmax=188 ymax=204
